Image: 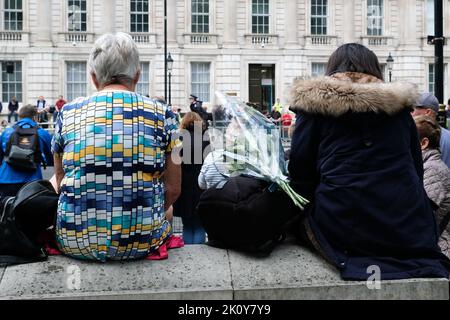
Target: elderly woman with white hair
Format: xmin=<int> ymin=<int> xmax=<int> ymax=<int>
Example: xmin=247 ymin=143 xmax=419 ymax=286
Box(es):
xmin=51 ymin=32 xmax=181 ymax=261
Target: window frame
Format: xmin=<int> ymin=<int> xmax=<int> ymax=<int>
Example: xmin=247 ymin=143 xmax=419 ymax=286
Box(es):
xmin=310 ymin=0 xmax=328 ymax=36
xmin=66 ymin=61 xmax=88 ymax=101
xmin=251 ymin=0 xmax=270 ymax=34
xmin=428 ymin=63 xmax=449 ymax=100
xmin=366 ymin=0 xmax=384 ymax=36
xmin=136 ymin=61 xmax=151 ymax=97
xmin=1 ymin=60 xmax=22 ymax=103
xmin=185 ymin=0 xmax=215 ymax=34
xmin=190 ymin=61 xmax=212 ymax=103
xmin=311 ymin=62 xmax=327 ymax=77
xmin=191 ymin=0 xmax=210 ymax=34
xmin=130 ymin=0 xmax=150 ymax=33
xmin=65 ymin=0 xmax=90 ymax=33
xmin=3 ymin=0 xmax=23 ymax=31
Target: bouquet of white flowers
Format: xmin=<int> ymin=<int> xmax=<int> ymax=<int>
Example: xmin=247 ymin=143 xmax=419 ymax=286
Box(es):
xmin=211 ymin=92 xmax=309 ymax=210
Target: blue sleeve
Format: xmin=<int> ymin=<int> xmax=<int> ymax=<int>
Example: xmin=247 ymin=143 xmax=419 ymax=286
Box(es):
xmin=39 ymin=129 xmax=54 ymax=166
xmin=288 ymin=112 xmax=320 ymax=201
xmin=0 ymin=129 xmax=12 ymax=166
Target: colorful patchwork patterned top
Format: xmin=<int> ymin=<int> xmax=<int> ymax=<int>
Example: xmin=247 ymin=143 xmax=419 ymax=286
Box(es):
xmin=51 ymin=91 xmax=180 ymax=261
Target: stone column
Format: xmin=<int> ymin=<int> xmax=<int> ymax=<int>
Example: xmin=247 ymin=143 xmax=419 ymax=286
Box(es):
xmin=285 ymin=0 xmax=298 ymax=44
xmin=343 ymin=0 xmax=355 ymax=43
xmin=102 ymin=0 xmax=116 ymax=34
xmin=398 ymin=0 xmax=417 ymax=46
xmin=167 ymin=0 xmax=177 ymax=42
xmin=35 ymin=0 xmax=52 ymax=45
xmin=223 ymin=0 xmax=237 ymax=44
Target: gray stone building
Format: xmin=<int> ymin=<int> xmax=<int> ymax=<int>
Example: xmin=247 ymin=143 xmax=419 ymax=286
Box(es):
xmin=0 ymin=0 xmax=449 ymax=113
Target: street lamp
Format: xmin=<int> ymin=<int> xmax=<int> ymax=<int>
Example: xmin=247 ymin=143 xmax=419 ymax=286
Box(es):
xmin=386 ymin=52 xmax=394 ymax=82
xmin=164 ymin=0 xmax=167 ymax=100
xmin=167 ymin=53 xmax=174 ymax=106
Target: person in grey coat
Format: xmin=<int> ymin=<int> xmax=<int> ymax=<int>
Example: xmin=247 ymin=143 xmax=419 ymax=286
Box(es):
xmin=414 ymin=115 xmax=450 ymax=258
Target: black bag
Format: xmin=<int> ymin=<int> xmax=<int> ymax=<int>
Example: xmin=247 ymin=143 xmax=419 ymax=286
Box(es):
xmin=4 ymin=126 xmax=42 ymax=171
xmin=0 ymin=180 xmax=58 ymax=266
xmin=197 ymin=176 xmax=301 ymax=256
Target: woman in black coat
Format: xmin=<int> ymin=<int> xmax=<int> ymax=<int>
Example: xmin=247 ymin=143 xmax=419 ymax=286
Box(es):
xmin=173 ymin=111 xmax=210 ymax=244
xmin=288 ymin=43 xmax=450 ymax=280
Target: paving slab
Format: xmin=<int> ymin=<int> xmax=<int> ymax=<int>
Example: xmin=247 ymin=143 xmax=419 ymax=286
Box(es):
xmin=228 ymin=243 xmax=449 ymax=300
xmin=0 ymin=245 xmax=232 ymax=300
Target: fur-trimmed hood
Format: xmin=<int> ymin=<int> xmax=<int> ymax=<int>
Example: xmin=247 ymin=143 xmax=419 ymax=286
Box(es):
xmin=289 ymin=72 xmax=419 ymax=117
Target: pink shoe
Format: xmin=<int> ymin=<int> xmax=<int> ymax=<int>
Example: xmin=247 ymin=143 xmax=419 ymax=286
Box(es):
xmin=147 ymin=244 xmax=169 ymax=260
xmin=166 ymin=235 xmax=185 ymax=249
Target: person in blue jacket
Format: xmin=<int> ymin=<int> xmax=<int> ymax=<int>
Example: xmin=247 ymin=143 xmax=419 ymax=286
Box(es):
xmin=288 ymin=43 xmax=450 ymax=281
xmin=0 ymin=104 xmax=53 ymax=199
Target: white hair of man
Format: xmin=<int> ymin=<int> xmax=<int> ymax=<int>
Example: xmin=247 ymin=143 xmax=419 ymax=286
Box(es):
xmin=88 ymin=32 xmax=140 ymax=88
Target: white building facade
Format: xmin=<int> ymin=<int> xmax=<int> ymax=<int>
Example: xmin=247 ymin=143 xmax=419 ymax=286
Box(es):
xmin=0 ymin=0 xmax=449 ymax=112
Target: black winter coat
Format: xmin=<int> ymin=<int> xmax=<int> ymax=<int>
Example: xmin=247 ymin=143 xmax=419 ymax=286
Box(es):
xmin=288 ymin=72 xmax=450 ymax=280
xmin=8 ymin=100 xmax=18 ymax=112
xmin=173 ymin=128 xmax=210 ymax=219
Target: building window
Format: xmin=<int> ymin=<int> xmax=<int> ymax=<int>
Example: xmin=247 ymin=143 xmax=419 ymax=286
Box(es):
xmin=191 ymin=62 xmax=210 ymax=102
xmin=136 ymin=62 xmax=150 ymax=96
xmin=66 ymin=62 xmax=86 ymax=101
xmin=427 ymin=0 xmax=434 ymax=36
xmin=311 ymin=0 xmax=327 ymax=35
xmin=191 ymin=0 xmax=209 ymax=33
xmin=4 ymin=0 xmax=23 ymax=31
xmin=429 ymin=64 xmax=435 ymax=94
xmin=1 ymin=61 xmax=22 ymax=102
xmin=428 ymin=63 xmax=448 ymax=99
xmin=367 ymin=0 xmax=383 ymax=36
xmin=311 ymin=63 xmax=326 ymax=77
xmin=68 ymin=0 xmax=87 ymax=32
xmin=252 ymin=0 xmax=269 ymax=34
xmin=130 ymin=0 xmax=149 ymax=33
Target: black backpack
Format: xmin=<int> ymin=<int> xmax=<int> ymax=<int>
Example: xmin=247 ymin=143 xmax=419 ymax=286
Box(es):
xmin=197 ymin=176 xmax=301 ymax=256
xmin=4 ymin=126 xmax=43 ymax=171
xmin=0 ymin=180 xmax=58 ymax=266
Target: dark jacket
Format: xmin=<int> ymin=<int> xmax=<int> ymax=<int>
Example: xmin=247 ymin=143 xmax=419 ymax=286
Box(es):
xmin=288 ymin=72 xmax=450 ymax=281
xmin=173 ymin=127 xmax=210 ymax=219
xmin=8 ymin=100 xmax=18 ymax=112
xmin=190 ymin=100 xmax=209 ymax=124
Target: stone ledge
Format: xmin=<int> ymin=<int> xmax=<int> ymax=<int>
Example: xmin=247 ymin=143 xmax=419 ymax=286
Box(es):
xmin=0 ymin=242 xmax=448 ymax=300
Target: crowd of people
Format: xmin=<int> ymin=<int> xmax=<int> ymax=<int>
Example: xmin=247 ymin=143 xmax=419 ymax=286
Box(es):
xmin=0 ymin=95 xmax=67 ymax=128
xmin=1 ymin=34 xmax=450 ymax=281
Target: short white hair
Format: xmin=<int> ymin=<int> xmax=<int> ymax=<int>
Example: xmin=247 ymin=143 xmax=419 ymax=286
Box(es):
xmin=88 ymin=32 xmax=140 ymax=87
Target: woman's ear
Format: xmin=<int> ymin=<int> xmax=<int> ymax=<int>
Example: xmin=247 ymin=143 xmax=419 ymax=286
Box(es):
xmin=420 ymin=137 xmax=430 ymax=150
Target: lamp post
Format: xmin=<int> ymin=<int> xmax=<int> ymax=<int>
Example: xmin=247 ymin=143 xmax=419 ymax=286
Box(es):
xmin=434 ymin=0 xmax=444 ymax=104
xmin=164 ymin=0 xmax=168 ymax=100
xmin=386 ymin=53 xmax=394 ymax=82
xmin=167 ymin=53 xmax=174 ymax=106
